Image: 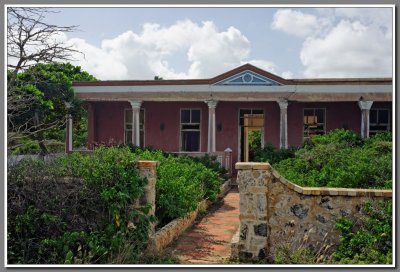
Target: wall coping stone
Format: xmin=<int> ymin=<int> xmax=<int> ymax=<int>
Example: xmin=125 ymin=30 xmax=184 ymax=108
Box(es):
xmin=235 ymin=162 xmax=271 ymax=170
xmin=275 ymin=170 xmax=392 ymax=198
xmin=236 ymin=163 xmax=392 ymax=198
xmin=136 ymin=160 xmax=159 ymax=168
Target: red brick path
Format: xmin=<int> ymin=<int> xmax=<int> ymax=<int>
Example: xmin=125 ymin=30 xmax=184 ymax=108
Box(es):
xmin=166 ymin=188 xmax=240 ymax=264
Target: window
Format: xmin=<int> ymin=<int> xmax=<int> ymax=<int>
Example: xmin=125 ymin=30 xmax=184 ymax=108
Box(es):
xmin=181 ymin=109 xmax=201 ymax=152
xmin=370 ymin=109 xmax=390 ymax=135
xmin=124 ymin=109 xmax=145 ymax=147
xmin=303 ymin=108 xmax=325 ymax=140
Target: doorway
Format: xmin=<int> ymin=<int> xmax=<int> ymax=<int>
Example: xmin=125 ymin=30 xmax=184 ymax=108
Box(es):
xmin=239 ymin=109 xmax=264 ymax=162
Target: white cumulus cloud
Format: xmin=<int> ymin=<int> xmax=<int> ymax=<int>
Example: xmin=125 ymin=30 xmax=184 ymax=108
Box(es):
xmin=271 ymin=8 xmax=392 ymax=78
xmin=271 ymin=9 xmax=319 ymax=37
xmin=65 ymin=19 xmax=275 ymax=80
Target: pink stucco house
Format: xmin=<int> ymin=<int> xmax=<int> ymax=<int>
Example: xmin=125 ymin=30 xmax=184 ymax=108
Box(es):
xmin=70 ymin=64 xmax=392 ymax=172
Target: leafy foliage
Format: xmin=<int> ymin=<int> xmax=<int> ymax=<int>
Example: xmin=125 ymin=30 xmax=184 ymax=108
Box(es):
xmin=9 ymin=63 xmax=96 ymax=154
xmin=334 ymin=201 xmax=392 ymax=264
xmin=254 ymin=143 xmax=297 ymax=165
xmin=131 ymin=148 xmax=221 ymax=226
xmin=274 ymin=129 xmax=392 ymax=189
xmin=8 ymin=145 xmax=224 ymax=263
xmin=8 ymin=147 xmax=151 ymax=264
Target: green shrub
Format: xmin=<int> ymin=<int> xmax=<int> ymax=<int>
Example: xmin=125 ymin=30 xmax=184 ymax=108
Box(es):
xmin=7 ymin=147 xmax=151 ymax=264
xmin=188 ymin=153 xmax=228 ymax=179
xmin=155 ymin=156 xmax=205 ymax=224
xmin=334 ymin=201 xmax=392 ymax=264
xmin=254 ymin=143 xmax=297 ymax=165
xmin=131 ymin=149 xmax=221 ymax=226
xmin=8 ymin=146 xmax=224 ymax=263
xmin=274 ymin=129 xmax=392 ymax=189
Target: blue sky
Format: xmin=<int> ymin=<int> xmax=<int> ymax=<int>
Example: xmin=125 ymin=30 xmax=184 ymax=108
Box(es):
xmin=41 ymin=6 xmax=393 ymax=80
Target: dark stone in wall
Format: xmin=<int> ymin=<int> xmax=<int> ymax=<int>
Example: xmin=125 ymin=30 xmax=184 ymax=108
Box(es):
xmin=340 ymin=209 xmax=350 ymax=217
xmin=258 ymin=248 xmax=267 ymax=259
xmin=285 ymin=220 xmax=295 ymax=227
xmin=239 ymin=251 xmax=253 ymax=260
xmin=240 ymin=224 xmax=248 ymax=240
xmin=254 ymin=223 xmax=268 ymax=237
xmin=316 ymin=214 xmax=327 ymax=223
xmin=319 ymin=197 xmax=333 ymax=210
xmin=290 ymin=204 xmax=309 ymax=219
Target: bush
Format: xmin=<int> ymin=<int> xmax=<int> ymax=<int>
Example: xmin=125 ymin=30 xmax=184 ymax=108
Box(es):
xmin=334 ymin=201 xmax=392 ymax=264
xmin=131 ymin=149 xmax=221 ymax=226
xmin=254 ymin=143 xmax=297 ymax=165
xmin=274 ymin=129 xmax=392 ymax=189
xmin=188 ymin=153 xmax=228 ymax=180
xmin=7 ymin=147 xmax=151 ymax=264
xmin=8 ymin=146 xmax=224 ymax=263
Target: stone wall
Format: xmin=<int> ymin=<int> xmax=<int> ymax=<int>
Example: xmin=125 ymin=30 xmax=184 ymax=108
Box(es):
xmin=233 ymin=162 xmax=392 ymax=261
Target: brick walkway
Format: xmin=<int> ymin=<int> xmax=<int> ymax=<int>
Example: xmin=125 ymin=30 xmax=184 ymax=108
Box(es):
xmin=166 ymin=188 xmax=240 ymax=264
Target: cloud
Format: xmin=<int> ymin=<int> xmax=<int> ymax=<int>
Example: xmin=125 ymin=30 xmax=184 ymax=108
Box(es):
xmin=271 ymin=8 xmax=392 ymax=78
xmin=65 ymin=19 xmax=274 ymax=80
xmin=300 ymin=19 xmax=392 ymax=78
xmin=281 ymin=71 xmax=294 ymax=79
xmin=271 ymin=9 xmax=318 ymax=37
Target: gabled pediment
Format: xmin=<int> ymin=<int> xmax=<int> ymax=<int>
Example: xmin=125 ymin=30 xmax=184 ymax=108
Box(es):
xmin=214 ymin=70 xmax=283 ymax=86
xmin=210 ymin=64 xmax=287 ymax=86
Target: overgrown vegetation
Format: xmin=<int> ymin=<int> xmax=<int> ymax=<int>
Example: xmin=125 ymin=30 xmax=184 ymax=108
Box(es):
xmin=8 ymin=63 xmax=96 ymax=155
xmin=8 ymin=147 xmax=151 ymax=264
xmin=273 ymin=129 xmax=392 ymax=189
xmin=129 ymin=148 xmax=223 ymax=226
xmin=254 ymin=143 xmax=297 ymax=165
xmin=268 ymin=200 xmax=392 ymax=265
xmin=8 ymin=146 xmax=224 ymax=263
xmin=334 ymin=201 xmax=392 ymax=264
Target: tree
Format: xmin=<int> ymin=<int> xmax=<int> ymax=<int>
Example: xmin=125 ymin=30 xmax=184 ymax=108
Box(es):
xmin=10 ymin=63 xmax=96 ymax=154
xmin=154 ymin=75 xmax=163 ymax=80
xmin=7 ymin=7 xmax=84 ymax=153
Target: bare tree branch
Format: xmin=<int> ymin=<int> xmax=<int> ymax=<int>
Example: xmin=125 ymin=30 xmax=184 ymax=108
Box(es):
xmin=7 ymin=7 xmax=82 ymax=153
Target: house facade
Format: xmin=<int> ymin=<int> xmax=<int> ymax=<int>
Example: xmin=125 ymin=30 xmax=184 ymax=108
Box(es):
xmin=71 ymin=64 xmax=392 ymax=171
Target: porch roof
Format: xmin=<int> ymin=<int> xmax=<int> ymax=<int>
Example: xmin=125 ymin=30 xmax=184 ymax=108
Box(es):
xmin=73 ymin=63 xmax=392 ymax=102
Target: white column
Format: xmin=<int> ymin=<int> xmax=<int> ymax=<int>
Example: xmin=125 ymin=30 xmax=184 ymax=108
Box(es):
xmin=65 ymin=102 xmax=73 ymax=153
xmin=277 ymin=100 xmax=288 ymax=149
xmin=130 ymin=100 xmax=142 ymax=146
xmin=205 ymin=100 xmax=218 ymax=153
xmin=358 ymin=100 xmax=373 ymax=139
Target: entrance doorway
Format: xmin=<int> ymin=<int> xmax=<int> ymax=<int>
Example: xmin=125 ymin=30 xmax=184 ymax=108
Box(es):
xmin=239 ymin=109 xmax=264 ymax=162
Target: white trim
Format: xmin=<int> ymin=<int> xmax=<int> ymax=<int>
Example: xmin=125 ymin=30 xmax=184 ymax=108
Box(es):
xmin=74 ymin=84 xmax=392 ymax=94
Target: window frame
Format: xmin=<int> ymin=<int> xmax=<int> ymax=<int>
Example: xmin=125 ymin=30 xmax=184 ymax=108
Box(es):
xmin=124 ymin=108 xmax=145 ymax=147
xmin=302 ymin=108 xmax=326 ymax=141
xmin=179 ymin=108 xmax=202 ymax=152
xmin=369 ymin=108 xmax=391 ymax=134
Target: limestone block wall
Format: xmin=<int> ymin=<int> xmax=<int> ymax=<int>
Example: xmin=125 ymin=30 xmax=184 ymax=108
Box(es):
xmin=234 ymin=162 xmax=392 ymax=261
xmin=136 ymin=160 xmax=158 ymax=234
